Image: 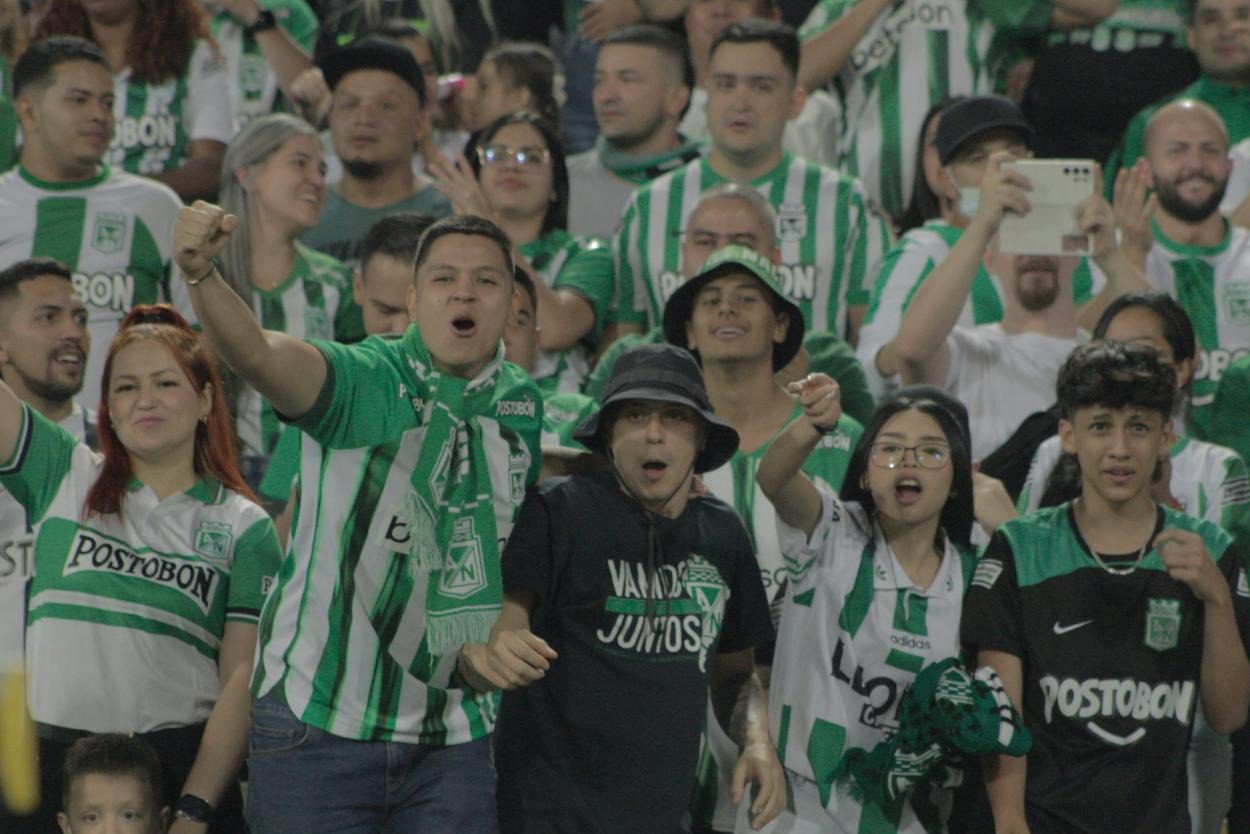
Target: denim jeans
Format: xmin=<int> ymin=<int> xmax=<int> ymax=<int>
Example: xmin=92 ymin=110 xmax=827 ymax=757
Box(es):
xmin=245 ymin=693 xmax=499 ymax=834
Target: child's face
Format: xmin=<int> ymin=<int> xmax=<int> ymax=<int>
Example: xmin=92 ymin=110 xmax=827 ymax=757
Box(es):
xmin=57 ymin=773 xmax=167 ymax=834
xmin=1059 ymin=405 xmax=1172 ymax=507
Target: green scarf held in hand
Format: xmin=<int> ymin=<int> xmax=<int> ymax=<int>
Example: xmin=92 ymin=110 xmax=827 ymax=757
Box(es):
xmin=596 ymin=134 xmax=704 ymax=185
xmin=396 ymin=332 xmax=510 ymax=657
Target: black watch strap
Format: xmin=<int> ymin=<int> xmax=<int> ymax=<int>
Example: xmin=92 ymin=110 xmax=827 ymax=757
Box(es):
xmin=175 ymin=794 xmax=214 ymax=823
xmin=244 ymin=8 xmax=278 ymax=36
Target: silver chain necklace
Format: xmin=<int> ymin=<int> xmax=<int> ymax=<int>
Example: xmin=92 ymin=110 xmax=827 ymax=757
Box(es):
xmin=1089 ymin=543 xmax=1147 ymax=576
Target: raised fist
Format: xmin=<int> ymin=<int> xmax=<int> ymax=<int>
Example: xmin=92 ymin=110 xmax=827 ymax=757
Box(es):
xmin=174 ymin=201 xmax=239 ymax=282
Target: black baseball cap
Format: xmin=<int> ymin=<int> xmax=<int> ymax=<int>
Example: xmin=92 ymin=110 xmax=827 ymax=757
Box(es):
xmin=320 ymin=36 xmax=426 ymax=103
xmin=935 ymin=95 xmax=1033 ymax=165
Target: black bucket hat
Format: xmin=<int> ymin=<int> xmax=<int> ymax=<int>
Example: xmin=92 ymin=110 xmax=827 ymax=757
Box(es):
xmin=320 ymin=36 xmax=426 ymax=101
xmin=662 ymin=244 xmax=804 ymax=371
xmin=935 ymin=95 xmax=1033 ymax=165
xmin=573 ymin=344 xmax=740 ymax=473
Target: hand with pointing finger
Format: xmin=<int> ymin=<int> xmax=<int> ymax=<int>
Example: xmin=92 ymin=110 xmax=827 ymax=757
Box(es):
xmin=787 ymin=372 xmax=841 ymax=434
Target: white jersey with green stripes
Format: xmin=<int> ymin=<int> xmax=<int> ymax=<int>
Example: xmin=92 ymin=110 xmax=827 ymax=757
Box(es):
xmin=1145 ymin=221 xmax=1250 ymax=439
xmin=799 ymin=0 xmax=1046 ymax=219
xmin=1 ymin=404 xmax=281 ymax=733
xmin=769 ymin=484 xmax=974 ymax=833
xmin=0 ymin=164 xmax=190 ymax=407
xmin=106 ymin=39 xmax=234 ymax=176
xmin=613 ymin=152 xmax=889 ymax=340
xmin=236 ymin=243 xmax=355 ymax=459
xmin=1018 ymin=433 xmax=1250 ymax=547
xmin=691 ymin=406 xmax=863 ymax=832
xmin=250 ymin=332 xmax=543 ymax=745
xmin=211 ymin=0 xmax=319 ymax=131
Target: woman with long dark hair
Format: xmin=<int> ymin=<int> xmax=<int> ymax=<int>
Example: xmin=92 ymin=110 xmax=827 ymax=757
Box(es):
xmin=0 ymin=305 xmax=281 ymax=834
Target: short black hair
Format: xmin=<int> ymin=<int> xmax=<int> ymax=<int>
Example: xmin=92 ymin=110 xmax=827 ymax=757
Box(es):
xmin=1056 ymin=341 xmax=1176 ymax=421
xmin=15 ymin=36 xmax=110 ymax=100
xmin=604 ymin=24 xmax=695 ymax=98
xmin=0 ymin=257 xmax=74 ymax=317
xmin=514 ymin=266 xmax=538 ymax=314
xmin=708 ymin=19 xmax=800 ymax=80
xmin=1092 ymin=291 xmax=1196 ymax=366
xmin=62 ymin=733 xmax=163 ymax=810
xmin=361 ymin=213 xmax=435 ymax=268
xmin=413 ymin=215 xmax=515 ymax=279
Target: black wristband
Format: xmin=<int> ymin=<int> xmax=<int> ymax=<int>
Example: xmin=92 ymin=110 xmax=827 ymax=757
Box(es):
xmin=244 ymin=8 xmax=277 ymax=36
xmin=175 ymin=794 xmax=214 ymax=823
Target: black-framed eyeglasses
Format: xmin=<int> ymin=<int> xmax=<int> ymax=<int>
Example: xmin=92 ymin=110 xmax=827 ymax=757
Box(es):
xmin=476 ymin=144 xmax=551 ymax=167
xmin=869 ymin=442 xmax=951 ymax=470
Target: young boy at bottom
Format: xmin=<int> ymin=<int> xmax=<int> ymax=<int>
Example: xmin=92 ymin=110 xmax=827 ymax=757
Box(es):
xmin=58 ymin=734 xmax=168 ymax=834
xmin=962 ymin=342 xmax=1250 ymax=834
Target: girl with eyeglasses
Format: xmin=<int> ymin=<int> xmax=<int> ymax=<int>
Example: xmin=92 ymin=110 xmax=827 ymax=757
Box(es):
xmin=429 ymin=110 xmax=611 ymax=394
xmin=753 ymin=374 xmax=979 ymax=833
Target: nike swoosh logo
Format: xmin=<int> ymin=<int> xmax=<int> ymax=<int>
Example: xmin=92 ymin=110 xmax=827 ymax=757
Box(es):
xmin=1053 ymin=620 xmax=1093 ymax=635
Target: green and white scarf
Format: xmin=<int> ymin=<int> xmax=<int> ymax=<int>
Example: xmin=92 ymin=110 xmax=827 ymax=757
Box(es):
xmin=397 ymin=332 xmax=510 ymax=655
xmin=596 ymin=134 xmax=703 ymax=185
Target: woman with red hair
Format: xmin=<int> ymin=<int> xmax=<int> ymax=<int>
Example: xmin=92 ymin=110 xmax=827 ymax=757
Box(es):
xmin=0 ymin=304 xmax=281 ymax=834
xmin=31 ymin=0 xmax=233 ymax=201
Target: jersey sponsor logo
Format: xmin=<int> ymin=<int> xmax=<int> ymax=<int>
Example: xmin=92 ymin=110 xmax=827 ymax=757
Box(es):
xmin=193 ymin=521 xmax=234 ymax=565
xmin=1143 ymin=597 xmax=1181 ymax=651
xmin=850 ymin=0 xmax=955 ymax=73
xmin=1039 ymin=675 xmax=1196 ymax=745
xmin=495 ymin=396 xmax=536 ymax=419
xmin=831 ymin=637 xmax=902 ymax=730
xmin=890 ymin=633 xmax=931 ymax=651
xmin=438 ymin=516 xmax=487 ymax=598
xmin=818 ymin=431 xmax=853 ymax=452
xmin=595 ymin=556 xmax=725 ymax=671
xmin=73 ymin=271 xmax=136 ymax=313
xmin=1193 ymin=348 xmax=1250 ymax=394
xmin=658 ymin=269 xmax=683 ymax=305
xmin=1223 ymin=282 xmax=1250 ymax=324
xmin=774 ymin=264 xmax=818 ymax=302
xmin=111 ymin=114 xmax=178 ymax=151
xmin=91 ymin=212 xmax=128 ymax=255
xmin=0 ymin=534 xmax=34 ymax=581
xmin=261 ymin=574 xmax=275 ymax=597
xmin=776 ymin=203 xmax=807 ymax=242
xmin=63 ymin=530 xmax=219 ymax=612
xmin=971 ymin=559 xmax=1003 ymax=590
xmin=1052 ymin=619 xmax=1092 ymax=635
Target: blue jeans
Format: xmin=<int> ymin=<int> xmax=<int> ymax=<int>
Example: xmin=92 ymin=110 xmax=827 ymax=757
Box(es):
xmin=245 ymin=693 xmax=499 ymax=834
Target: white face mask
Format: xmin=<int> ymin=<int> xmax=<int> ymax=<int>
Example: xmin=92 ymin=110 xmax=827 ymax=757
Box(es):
xmin=958 ymin=186 xmax=980 ymax=219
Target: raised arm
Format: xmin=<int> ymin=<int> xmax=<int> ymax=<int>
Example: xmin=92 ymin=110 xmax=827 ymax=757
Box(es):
xmin=174 ymin=202 xmax=327 ymax=420
xmin=797 ymin=0 xmax=892 ymax=92
xmin=0 ymin=377 xmax=26 ymax=465
xmin=757 ymin=373 xmax=842 ymax=538
xmin=1075 ymin=165 xmax=1151 ymax=331
xmin=894 ymin=152 xmax=1031 ymax=386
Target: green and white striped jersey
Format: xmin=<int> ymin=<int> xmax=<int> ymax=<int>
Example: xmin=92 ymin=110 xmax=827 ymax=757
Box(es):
xmin=211 ymin=0 xmax=319 ymax=131
xmin=1018 ymin=434 xmax=1250 ymax=548
xmin=770 ymin=484 xmax=975 ymax=832
xmin=0 ymin=164 xmax=189 ymax=407
xmin=521 ymin=229 xmax=613 ymax=395
xmin=236 ymin=243 xmax=358 ymax=460
xmin=691 ymin=405 xmax=863 ymax=832
xmin=251 ymin=328 xmax=543 ymax=744
xmin=612 ymin=152 xmax=889 ymax=340
xmin=540 ymin=390 xmax=596 ymax=451
xmin=1 ymin=403 xmax=281 ymax=732
xmin=106 ymin=39 xmax=234 ymax=177
xmin=1212 ymin=355 xmax=1250 ymax=468
xmin=800 ymin=0 xmax=1049 ymax=219
xmin=1144 ymin=221 xmax=1250 ymax=439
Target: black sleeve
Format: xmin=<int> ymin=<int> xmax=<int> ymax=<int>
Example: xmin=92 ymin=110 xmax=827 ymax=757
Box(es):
xmin=501 ymin=488 xmax=560 ymax=623
xmin=716 ymin=520 xmax=775 ymax=655
xmin=1216 ymin=542 xmax=1250 ymax=655
xmin=961 ymin=532 xmax=1026 ymax=660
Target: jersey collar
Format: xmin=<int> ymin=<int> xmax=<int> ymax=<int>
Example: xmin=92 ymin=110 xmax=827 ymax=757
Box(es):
xmin=127 ymin=474 xmax=223 ymax=505
xmin=19 ymin=164 xmax=112 ymax=191
xmin=872 ymin=525 xmax=961 ymax=599
xmin=1151 ymin=216 xmax=1232 ymax=259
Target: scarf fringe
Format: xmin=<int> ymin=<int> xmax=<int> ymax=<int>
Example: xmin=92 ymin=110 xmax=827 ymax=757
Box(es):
xmin=401 ymin=490 xmax=446 ymax=571
xmin=425 ymin=610 xmax=496 ymax=656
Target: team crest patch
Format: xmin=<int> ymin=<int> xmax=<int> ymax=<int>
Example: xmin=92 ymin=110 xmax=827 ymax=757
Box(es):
xmin=971 ymin=559 xmax=1003 ymax=590
xmin=1144 ymin=597 xmax=1181 ymax=651
xmin=439 ymin=517 xmax=486 ymax=598
xmin=1225 ymin=283 xmax=1250 ymax=324
xmin=508 ymin=451 xmax=527 ymax=504
xmin=683 ymin=554 xmax=727 ymax=673
xmin=194 ymin=521 xmax=234 ymax=563
xmin=91 ymin=212 xmax=128 ymax=255
xmin=304 ymin=307 xmax=331 ymax=340
xmin=776 ymin=203 xmax=807 ymax=242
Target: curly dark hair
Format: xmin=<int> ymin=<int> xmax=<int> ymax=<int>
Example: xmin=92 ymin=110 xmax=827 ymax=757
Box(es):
xmin=32 ymin=0 xmax=213 ymax=85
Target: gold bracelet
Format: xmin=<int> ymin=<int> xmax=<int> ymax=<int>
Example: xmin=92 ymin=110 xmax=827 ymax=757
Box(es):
xmin=183 ymin=258 xmax=220 ymax=286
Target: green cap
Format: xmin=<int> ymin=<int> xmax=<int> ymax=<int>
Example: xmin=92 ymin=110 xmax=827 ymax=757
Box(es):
xmin=662 ymin=244 xmax=805 ymax=371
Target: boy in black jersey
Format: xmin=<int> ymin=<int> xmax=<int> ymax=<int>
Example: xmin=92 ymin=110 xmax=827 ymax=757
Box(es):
xmin=962 ymin=341 xmax=1250 ymax=834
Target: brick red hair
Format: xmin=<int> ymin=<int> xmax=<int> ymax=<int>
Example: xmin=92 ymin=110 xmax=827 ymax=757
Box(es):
xmin=32 ymin=0 xmax=213 ymax=85
xmin=86 ymin=304 xmax=255 ymax=517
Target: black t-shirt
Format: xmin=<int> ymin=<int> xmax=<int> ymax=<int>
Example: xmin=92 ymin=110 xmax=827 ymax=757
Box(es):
xmin=495 ymin=471 xmax=774 ymax=834
xmin=961 ymin=504 xmax=1250 ymax=834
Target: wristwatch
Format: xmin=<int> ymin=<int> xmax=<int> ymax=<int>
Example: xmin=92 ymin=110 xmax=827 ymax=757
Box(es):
xmin=244 ymin=8 xmax=278 ymax=36
xmin=174 ymin=794 xmax=214 ymax=824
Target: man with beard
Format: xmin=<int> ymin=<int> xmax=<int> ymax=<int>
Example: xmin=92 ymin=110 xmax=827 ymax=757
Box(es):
xmin=566 ymin=25 xmax=702 ymax=241
xmin=301 ymin=36 xmax=450 ymax=266
xmin=892 ymin=153 xmax=1145 ymax=461
xmin=1127 ymin=98 xmax=1250 ymax=440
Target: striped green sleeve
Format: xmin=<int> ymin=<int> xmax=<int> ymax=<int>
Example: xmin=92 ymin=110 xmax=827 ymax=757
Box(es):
xmin=292 ymin=337 xmax=418 ymax=449
xmin=553 ymin=238 xmax=614 ymax=342
xmin=610 ymin=194 xmax=648 ymax=326
xmin=1212 ymin=358 xmax=1250 ymax=466
xmin=847 ymin=190 xmax=890 ymax=307
xmin=0 ymin=404 xmax=78 ymax=525
xmin=226 ymin=514 xmax=284 ymax=622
